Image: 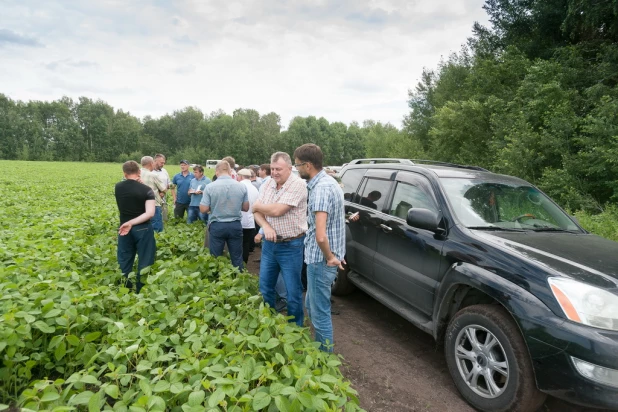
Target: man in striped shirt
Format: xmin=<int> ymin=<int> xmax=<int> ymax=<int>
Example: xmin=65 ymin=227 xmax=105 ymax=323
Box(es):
xmin=253 ymin=152 xmax=308 ymax=326
xmin=293 ymin=143 xmax=345 ymax=352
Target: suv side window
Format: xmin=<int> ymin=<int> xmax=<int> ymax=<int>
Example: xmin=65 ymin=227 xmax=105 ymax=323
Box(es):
xmin=340 ymin=168 xmax=365 ymax=202
xmin=358 ymin=178 xmax=389 ymax=211
xmin=388 ymin=173 xmax=438 ymax=220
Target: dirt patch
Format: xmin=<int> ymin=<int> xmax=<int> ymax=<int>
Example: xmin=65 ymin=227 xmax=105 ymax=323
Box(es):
xmin=244 ymin=247 xmax=601 ymax=412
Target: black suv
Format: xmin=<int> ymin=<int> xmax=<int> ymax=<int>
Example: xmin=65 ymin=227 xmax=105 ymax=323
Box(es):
xmin=334 ymin=159 xmax=618 ymax=411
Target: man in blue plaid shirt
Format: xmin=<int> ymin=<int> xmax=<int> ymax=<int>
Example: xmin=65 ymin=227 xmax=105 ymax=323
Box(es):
xmin=293 ymin=143 xmax=345 ymax=352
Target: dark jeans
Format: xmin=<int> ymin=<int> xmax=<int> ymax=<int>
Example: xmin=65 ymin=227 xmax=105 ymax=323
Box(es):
xmin=174 ymin=202 xmax=190 ymax=219
xmin=242 ymin=227 xmax=255 ymax=263
xmin=209 ymin=221 xmax=243 ymax=270
xmin=117 ymin=221 xmax=156 ymax=293
xmin=187 ymin=206 xmax=208 ymax=224
xmin=259 ymin=237 xmax=305 ymax=326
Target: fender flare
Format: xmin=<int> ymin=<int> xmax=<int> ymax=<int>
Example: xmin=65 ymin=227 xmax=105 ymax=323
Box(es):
xmin=432 ymin=262 xmax=557 ymax=342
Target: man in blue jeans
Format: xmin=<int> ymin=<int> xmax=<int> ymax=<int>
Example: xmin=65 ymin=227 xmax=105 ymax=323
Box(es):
xmin=114 ymin=160 xmax=157 ymax=293
xmin=253 ymin=152 xmax=308 ymax=327
xmin=200 ymin=160 xmax=249 ymax=270
xmin=188 ymin=165 xmax=210 ymax=224
xmin=172 ymin=159 xmax=194 ymax=219
xmin=293 ymin=144 xmax=346 ymax=351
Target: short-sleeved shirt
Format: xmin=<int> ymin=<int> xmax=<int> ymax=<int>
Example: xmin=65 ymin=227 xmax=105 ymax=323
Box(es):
xmin=240 ymin=179 xmax=260 ymax=229
xmin=115 ymin=179 xmax=155 ymax=224
xmin=304 ymin=170 xmax=346 ymax=264
xmin=141 ymin=168 xmax=166 ymax=206
xmin=189 ymin=176 xmax=211 ymax=207
xmin=257 ymin=173 xmax=308 ymax=238
xmin=173 ymin=172 xmax=195 ymax=204
xmin=200 ymin=175 xmax=248 ymax=223
xmin=153 ymin=168 xmax=170 ymax=190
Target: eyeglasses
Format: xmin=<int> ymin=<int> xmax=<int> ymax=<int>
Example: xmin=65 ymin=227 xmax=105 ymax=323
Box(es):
xmin=294 ymin=162 xmax=307 ymax=168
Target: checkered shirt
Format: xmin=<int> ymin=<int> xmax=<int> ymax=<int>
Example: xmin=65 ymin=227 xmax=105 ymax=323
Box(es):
xmin=304 ymin=170 xmax=346 ymax=264
xmin=257 ymin=173 xmax=308 ymax=238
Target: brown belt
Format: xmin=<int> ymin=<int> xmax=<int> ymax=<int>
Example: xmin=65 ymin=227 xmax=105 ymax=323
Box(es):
xmin=277 ymin=233 xmax=305 ymax=242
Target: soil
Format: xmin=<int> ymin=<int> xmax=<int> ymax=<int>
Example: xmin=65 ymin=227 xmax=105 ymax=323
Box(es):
xmin=244 ymin=248 xmax=601 ymax=412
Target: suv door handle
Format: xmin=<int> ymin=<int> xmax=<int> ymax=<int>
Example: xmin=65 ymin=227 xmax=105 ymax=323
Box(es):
xmin=379 ymin=224 xmax=392 ymax=232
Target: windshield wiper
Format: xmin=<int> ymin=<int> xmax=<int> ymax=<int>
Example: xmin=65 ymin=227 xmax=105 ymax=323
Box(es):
xmin=530 ymin=227 xmax=579 ymax=233
xmin=466 ymin=226 xmax=526 ymax=232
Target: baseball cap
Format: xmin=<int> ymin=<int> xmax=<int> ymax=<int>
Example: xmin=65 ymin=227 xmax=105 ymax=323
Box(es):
xmin=179 ymin=159 xmax=189 ymax=165
xmin=238 ymin=168 xmax=252 ymax=177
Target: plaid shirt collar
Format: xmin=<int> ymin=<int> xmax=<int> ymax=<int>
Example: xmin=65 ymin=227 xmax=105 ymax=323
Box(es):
xmin=307 ymin=169 xmax=327 ymax=191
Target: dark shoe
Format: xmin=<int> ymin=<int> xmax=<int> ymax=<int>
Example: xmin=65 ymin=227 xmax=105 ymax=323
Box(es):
xmin=275 ymin=298 xmax=287 ymax=313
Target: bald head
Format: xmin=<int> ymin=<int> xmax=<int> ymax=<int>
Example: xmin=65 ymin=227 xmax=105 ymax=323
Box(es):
xmin=141 ymin=156 xmax=154 ymax=171
xmin=215 ymin=160 xmax=231 ymax=176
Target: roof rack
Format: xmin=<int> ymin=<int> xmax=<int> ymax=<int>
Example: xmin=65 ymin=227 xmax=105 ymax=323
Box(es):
xmin=347 ymin=158 xmax=414 ymax=165
xmin=346 ymin=158 xmax=488 ymax=172
xmin=408 ymin=159 xmax=489 ymax=172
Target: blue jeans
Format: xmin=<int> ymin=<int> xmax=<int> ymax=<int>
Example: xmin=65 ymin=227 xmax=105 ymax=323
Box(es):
xmin=305 ymin=261 xmax=338 ymax=352
xmin=259 ymin=237 xmax=305 ymax=326
xmin=187 ymin=206 xmax=208 ymax=224
xmin=117 ymin=221 xmax=156 ymax=293
xmin=275 ymin=273 xmax=287 ymax=300
xmin=208 ymin=221 xmax=243 ymax=270
xmin=152 ymin=206 xmax=163 ymax=232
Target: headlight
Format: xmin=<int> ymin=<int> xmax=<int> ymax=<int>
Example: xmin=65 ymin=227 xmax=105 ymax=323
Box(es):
xmin=548 ymin=277 xmax=618 ymax=331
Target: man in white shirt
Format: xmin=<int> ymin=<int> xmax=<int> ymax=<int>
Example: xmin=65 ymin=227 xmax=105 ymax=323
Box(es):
xmin=153 ymin=154 xmax=171 ymax=222
xmin=238 ymin=168 xmax=260 ymax=263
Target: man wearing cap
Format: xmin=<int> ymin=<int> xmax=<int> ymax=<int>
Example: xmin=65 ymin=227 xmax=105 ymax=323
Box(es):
xmin=253 ymin=152 xmax=308 ymax=327
xmin=172 ymin=160 xmax=194 ymax=220
xmin=238 ymin=168 xmax=260 ymax=263
xmin=200 ymin=161 xmax=249 ymax=270
xmin=188 ymin=165 xmax=211 ymax=225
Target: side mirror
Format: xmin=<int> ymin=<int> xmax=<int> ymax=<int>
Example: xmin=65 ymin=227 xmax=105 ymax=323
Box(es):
xmin=407 ymin=208 xmax=440 ymax=232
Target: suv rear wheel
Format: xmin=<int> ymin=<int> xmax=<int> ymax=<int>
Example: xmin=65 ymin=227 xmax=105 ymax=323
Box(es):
xmin=331 ymin=259 xmax=356 ymax=296
xmin=444 ymin=304 xmax=546 ymax=412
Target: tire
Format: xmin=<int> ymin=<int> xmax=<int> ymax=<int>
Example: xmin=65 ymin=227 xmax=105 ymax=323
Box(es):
xmin=331 ymin=259 xmax=356 ymax=296
xmin=444 ymin=304 xmax=546 ymax=412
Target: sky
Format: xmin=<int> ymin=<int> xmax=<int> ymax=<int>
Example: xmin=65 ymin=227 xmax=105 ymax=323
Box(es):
xmin=0 ymin=0 xmax=489 ymax=129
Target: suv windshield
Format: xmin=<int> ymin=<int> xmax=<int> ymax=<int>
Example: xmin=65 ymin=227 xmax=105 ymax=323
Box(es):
xmin=440 ymin=177 xmax=582 ymax=232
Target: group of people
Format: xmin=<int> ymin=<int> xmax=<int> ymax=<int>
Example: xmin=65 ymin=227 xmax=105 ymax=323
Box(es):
xmin=114 ymin=144 xmax=346 ymax=352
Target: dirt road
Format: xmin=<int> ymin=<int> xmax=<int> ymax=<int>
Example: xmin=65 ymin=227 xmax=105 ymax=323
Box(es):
xmin=245 ymin=251 xmax=601 ymax=412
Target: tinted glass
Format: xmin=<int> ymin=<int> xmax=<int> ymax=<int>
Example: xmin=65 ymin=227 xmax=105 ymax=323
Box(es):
xmin=358 ymin=178 xmax=388 ymax=211
xmin=389 ymin=182 xmax=437 ymax=219
xmin=340 ymin=168 xmax=365 ymax=202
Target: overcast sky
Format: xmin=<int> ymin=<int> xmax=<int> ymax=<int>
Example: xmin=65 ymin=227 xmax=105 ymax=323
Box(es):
xmin=0 ymin=0 xmax=489 ymax=128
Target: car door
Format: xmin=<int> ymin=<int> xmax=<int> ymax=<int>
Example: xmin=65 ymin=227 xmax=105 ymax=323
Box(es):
xmin=373 ymin=171 xmax=445 ymax=315
xmin=344 ymin=169 xmax=395 ymax=282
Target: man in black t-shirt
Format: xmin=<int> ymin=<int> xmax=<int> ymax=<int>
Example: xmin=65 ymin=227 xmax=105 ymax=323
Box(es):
xmin=114 ymin=160 xmax=156 ymax=293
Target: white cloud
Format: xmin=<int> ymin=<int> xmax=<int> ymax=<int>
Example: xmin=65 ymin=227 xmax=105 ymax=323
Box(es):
xmin=0 ymin=0 xmax=489 ymax=128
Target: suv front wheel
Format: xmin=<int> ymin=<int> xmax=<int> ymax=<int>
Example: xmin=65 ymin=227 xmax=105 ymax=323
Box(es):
xmin=444 ymin=304 xmax=546 ymax=412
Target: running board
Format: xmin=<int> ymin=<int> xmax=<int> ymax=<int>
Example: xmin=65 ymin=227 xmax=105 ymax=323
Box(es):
xmin=348 ymin=271 xmax=434 ymax=335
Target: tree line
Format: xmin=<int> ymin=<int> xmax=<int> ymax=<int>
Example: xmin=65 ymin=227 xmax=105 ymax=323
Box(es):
xmin=0 ymin=95 xmax=389 ymax=167
xmin=2 ymin=0 xmax=617 ymax=213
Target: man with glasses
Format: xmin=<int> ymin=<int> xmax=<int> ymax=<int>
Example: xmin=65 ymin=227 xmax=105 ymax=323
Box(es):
xmin=253 ymin=152 xmax=308 ymax=327
xmin=293 ymin=143 xmax=345 ymax=352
